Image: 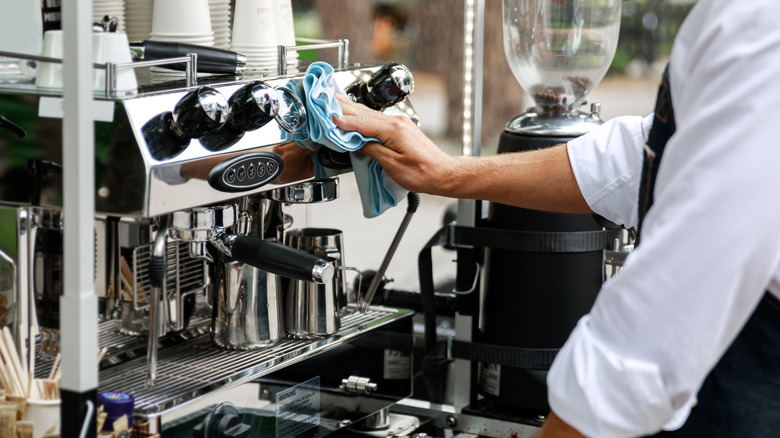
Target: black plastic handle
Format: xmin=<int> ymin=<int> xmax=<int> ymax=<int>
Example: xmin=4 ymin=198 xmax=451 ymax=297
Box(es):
xmin=316 ymin=148 xmax=352 ymax=170
xmin=0 ymin=115 xmax=26 ymax=139
xmin=141 ymin=41 xmax=242 ymax=74
xmin=230 ymin=236 xmax=332 ymax=284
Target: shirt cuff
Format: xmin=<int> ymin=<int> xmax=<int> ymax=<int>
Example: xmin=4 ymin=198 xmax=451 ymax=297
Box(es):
xmin=547 ymin=316 xmax=681 ymax=437
xmin=566 ymin=114 xmax=651 ymax=227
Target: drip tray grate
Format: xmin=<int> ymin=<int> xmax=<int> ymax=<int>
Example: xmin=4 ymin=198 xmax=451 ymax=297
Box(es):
xmin=97 ymin=306 xmax=413 ymax=418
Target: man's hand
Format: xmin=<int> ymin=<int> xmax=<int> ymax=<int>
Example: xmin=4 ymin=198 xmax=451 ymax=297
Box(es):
xmin=333 ymin=93 xmax=460 ymax=196
xmin=537 ymin=411 xmax=588 ymax=438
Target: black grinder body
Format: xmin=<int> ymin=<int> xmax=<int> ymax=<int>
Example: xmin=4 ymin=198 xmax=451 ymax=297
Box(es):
xmin=479 ymin=130 xmax=607 ymax=413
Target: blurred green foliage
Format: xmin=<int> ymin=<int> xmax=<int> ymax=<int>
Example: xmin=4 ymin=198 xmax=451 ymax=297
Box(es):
xmin=609 ymin=0 xmax=695 ymax=74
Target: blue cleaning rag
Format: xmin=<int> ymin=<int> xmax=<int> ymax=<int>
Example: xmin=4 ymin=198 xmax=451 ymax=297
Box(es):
xmin=284 ymin=62 xmax=408 ymax=218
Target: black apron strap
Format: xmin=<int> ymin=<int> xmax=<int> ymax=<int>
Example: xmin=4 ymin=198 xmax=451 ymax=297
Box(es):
xmin=638 ymin=64 xmax=677 ymax=236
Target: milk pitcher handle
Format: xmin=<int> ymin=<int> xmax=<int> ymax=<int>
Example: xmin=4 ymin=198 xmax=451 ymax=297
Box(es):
xmin=221 ymin=235 xmax=334 ymax=284
xmin=339 ymin=266 xmax=363 ymax=308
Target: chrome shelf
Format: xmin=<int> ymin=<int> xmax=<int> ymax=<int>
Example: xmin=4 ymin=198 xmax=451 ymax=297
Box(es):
xmin=96 ymin=305 xmax=412 ymax=418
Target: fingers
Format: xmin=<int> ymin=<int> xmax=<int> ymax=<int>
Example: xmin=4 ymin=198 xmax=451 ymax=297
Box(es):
xmin=334 ymin=93 xmax=367 ymax=115
xmin=333 ymin=111 xmax=389 ymax=141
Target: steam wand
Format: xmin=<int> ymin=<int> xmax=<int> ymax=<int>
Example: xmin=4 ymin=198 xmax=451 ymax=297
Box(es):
xmin=358 ymin=193 xmax=419 ymax=312
xmin=146 ymin=218 xmax=168 ymax=388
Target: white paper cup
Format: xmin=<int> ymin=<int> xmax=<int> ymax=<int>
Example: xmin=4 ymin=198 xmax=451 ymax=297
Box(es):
xmin=231 ymin=0 xmax=277 ymax=47
xmin=26 ymin=399 xmax=61 ymax=438
xmin=272 ymin=0 xmax=296 ymax=47
xmin=152 ymin=0 xmax=213 ymax=37
xmin=36 ymin=30 xmax=64 ymax=89
xmin=93 ymin=32 xmax=138 ymax=92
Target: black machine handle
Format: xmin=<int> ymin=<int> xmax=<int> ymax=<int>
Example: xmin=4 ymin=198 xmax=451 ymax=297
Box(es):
xmin=228 ymin=236 xmax=334 ymax=284
xmin=132 ymin=41 xmax=246 ymax=74
xmin=0 ymin=115 xmax=26 ymax=139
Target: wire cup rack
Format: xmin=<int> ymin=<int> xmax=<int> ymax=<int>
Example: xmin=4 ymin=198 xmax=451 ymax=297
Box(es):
xmin=0 ymin=37 xmax=349 ymax=97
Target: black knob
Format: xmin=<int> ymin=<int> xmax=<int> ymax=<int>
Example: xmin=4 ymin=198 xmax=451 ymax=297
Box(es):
xmin=228 ymin=81 xmax=279 ymax=132
xmin=171 ymin=87 xmax=229 ymax=138
xmin=346 ymin=62 xmax=414 ymax=110
xmin=216 ymin=414 xmax=251 ymax=438
xmin=142 ymin=112 xmax=191 ymax=160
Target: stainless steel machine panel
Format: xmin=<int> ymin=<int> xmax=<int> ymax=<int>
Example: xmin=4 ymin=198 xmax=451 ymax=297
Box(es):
xmin=0 ymin=65 xmax=416 ymax=218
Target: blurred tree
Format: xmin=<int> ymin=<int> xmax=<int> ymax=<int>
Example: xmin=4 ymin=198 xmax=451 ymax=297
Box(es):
xmin=413 ymin=1 xmax=525 ymax=149
xmin=311 ymin=0 xmax=375 ymax=65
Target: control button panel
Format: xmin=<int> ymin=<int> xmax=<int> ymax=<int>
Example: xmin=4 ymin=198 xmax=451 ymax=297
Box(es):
xmin=208 ymin=152 xmax=285 ymax=192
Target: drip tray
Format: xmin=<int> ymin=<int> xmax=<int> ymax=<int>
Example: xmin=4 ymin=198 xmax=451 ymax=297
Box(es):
xmin=97 ymin=306 xmax=413 ymax=418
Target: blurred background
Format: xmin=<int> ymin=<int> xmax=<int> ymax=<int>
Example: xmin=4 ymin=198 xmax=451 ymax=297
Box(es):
xmin=293 ymin=0 xmax=696 ymax=151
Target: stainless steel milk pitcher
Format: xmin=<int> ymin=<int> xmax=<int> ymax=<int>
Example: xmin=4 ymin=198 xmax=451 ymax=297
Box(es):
xmin=284 ymin=228 xmax=362 ymax=338
xmin=211 ymin=258 xmax=285 ymax=349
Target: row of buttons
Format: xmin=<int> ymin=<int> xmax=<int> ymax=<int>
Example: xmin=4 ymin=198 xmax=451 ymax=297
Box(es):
xmin=224 ymin=160 xmax=278 ymax=184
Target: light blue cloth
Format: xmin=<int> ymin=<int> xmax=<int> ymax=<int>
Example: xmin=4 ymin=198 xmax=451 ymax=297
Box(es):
xmin=284 ymin=62 xmax=408 ymax=218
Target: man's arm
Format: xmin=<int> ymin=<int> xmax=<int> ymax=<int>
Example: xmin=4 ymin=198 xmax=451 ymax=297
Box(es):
xmin=537 ymin=412 xmax=587 ymax=438
xmin=333 ymin=94 xmax=592 ymax=214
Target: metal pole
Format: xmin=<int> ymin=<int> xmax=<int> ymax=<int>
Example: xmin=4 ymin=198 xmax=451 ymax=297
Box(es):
xmin=60 ymin=0 xmax=98 ymax=436
xmin=451 ymin=0 xmax=485 ymax=411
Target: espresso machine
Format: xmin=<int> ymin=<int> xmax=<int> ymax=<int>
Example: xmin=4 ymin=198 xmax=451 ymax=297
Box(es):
xmin=0 ymin=36 xmax=419 ymax=433
xmin=479 ymin=0 xmax=623 ymax=413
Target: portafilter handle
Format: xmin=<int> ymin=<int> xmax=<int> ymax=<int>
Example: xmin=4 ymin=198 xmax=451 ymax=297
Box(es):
xmin=216 ymin=234 xmax=334 ymax=284
xmin=345 ymin=62 xmax=414 ymax=110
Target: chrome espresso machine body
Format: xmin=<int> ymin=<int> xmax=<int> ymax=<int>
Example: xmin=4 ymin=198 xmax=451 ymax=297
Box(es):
xmin=0 ymin=48 xmax=418 ymax=434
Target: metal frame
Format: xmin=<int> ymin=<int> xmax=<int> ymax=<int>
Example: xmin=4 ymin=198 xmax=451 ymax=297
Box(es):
xmin=278 ymin=37 xmax=349 ymax=75
xmin=59 ymin=1 xmax=98 ymax=436
xmin=0 ymin=49 xmax=199 ymax=95
xmin=452 ymin=0 xmax=485 ymax=411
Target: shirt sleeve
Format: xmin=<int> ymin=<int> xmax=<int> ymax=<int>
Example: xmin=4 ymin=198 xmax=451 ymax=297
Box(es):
xmin=566 ymin=114 xmax=653 ymax=227
xmin=548 ymin=1 xmax=780 ymax=436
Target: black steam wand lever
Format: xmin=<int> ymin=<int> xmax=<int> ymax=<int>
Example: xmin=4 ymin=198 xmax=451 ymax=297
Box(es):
xmin=0 ymin=115 xmax=26 ymax=139
xmin=214 ymin=234 xmax=334 ymax=284
xmin=130 ymin=41 xmax=247 ymax=74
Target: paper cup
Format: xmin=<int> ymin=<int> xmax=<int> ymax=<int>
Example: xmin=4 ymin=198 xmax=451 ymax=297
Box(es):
xmin=152 ymin=0 xmax=213 ymax=37
xmin=272 ymin=0 xmax=296 ymax=46
xmin=36 ymin=30 xmax=64 ymax=89
xmin=93 ymin=32 xmax=138 ymax=92
xmin=231 ymin=0 xmax=277 ymax=47
xmin=26 ymin=399 xmax=60 ymax=438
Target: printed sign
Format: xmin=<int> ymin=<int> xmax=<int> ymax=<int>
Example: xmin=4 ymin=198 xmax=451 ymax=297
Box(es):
xmin=480 ymin=363 xmax=501 ymax=396
xmin=383 ymin=349 xmax=411 ymax=380
xmin=276 ymin=376 xmax=320 ymax=438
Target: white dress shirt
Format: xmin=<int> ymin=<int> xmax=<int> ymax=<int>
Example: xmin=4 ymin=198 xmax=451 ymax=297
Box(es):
xmin=550 ymin=0 xmax=780 ymax=436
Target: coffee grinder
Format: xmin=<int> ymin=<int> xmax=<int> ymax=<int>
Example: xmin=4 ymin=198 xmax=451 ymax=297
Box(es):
xmin=479 ymin=0 xmax=622 ymax=413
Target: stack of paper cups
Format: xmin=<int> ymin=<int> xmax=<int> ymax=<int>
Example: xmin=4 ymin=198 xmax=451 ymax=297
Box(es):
xmin=150 ymin=0 xmax=214 ymax=46
xmin=272 ymin=0 xmax=298 ymax=67
xmin=125 ymin=0 xmax=154 ymax=41
xmin=209 ymin=0 xmax=231 ymax=50
xmin=93 ymin=0 xmax=126 ymax=33
xmin=150 ymin=0 xmax=214 ymax=74
xmin=230 ymin=0 xmax=278 ymax=71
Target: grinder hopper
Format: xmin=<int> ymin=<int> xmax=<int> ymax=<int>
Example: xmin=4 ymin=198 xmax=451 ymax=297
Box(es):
xmin=502 ymin=0 xmax=621 ymax=134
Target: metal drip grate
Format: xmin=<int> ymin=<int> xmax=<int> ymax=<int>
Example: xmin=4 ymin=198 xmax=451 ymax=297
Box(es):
xmin=98 ymin=306 xmax=413 ymax=418
xmin=35 ymin=305 xmax=213 ymax=379
xmin=121 ymin=241 xmax=207 ymax=310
